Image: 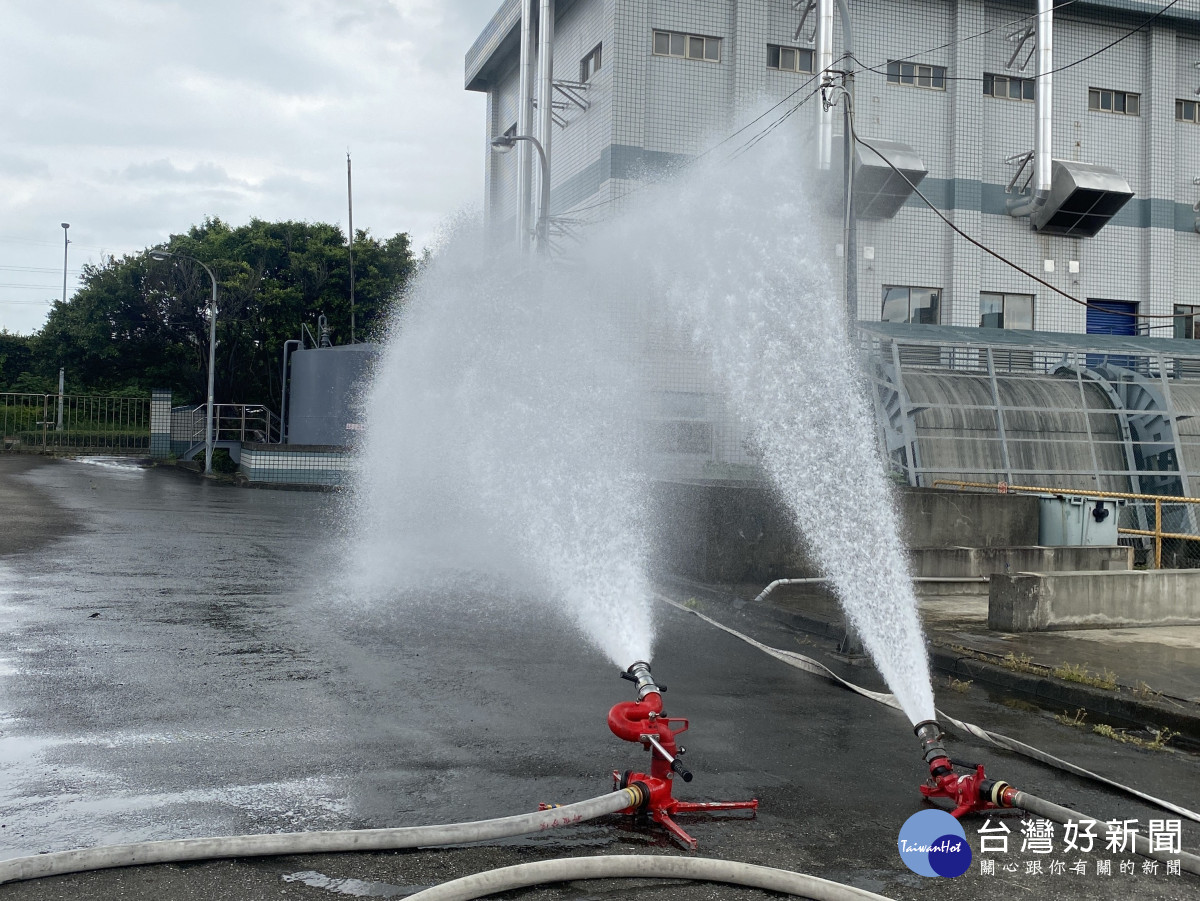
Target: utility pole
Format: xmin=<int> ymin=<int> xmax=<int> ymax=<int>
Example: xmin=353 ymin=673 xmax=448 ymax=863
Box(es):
xmin=347 ymin=152 xmax=356 ymax=344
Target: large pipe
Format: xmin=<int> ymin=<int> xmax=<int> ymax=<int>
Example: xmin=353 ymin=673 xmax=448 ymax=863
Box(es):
xmin=404 ymin=855 xmax=897 ymax=901
xmin=1034 ymin=0 xmax=1053 ymax=195
xmin=0 ymin=789 xmax=645 ymax=887
xmin=1010 ymin=0 xmax=1053 ymax=216
xmin=535 ymin=0 xmax=554 ymax=250
xmin=816 ymin=0 xmax=834 ymax=170
xmin=279 ymin=338 xmax=301 ymax=443
xmin=516 ymin=0 xmax=536 ymax=251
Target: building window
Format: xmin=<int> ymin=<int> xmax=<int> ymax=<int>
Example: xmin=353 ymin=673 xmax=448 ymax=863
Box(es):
xmin=983 ymin=73 xmax=1035 ymax=102
xmin=1175 ymin=305 xmax=1200 ymax=339
xmin=886 ymin=60 xmax=946 ymax=90
xmin=653 ymin=30 xmax=721 ymax=63
xmin=980 ymin=292 xmax=1034 ymax=330
xmin=882 ymin=286 xmax=941 ymax=324
xmin=767 ymin=44 xmax=813 ymax=73
xmin=580 ymin=43 xmax=602 ymax=83
xmin=1088 ymin=87 xmax=1139 ymax=116
xmin=1177 ymin=99 xmax=1200 ymax=124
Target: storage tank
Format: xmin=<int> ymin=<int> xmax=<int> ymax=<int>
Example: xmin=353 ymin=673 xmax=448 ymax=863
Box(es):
xmin=286 ymin=344 xmax=379 ymax=445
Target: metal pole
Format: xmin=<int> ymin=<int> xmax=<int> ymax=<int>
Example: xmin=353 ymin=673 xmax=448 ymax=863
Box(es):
xmin=835 ymin=0 xmax=857 ymax=325
xmin=205 ymin=271 xmax=217 ymax=476
xmin=347 ymin=152 xmax=355 ymax=343
xmin=1155 ymin=497 xmax=1163 ymax=569
xmin=816 ymin=0 xmax=834 ymax=171
xmin=56 ymin=368 xmax=64 ymax=431
xmin=60 ymin=223 xmax=69 ymax=428
xmin=516 ymin=0 xmax=536 ymax=251
xmin=60 ymin=223 xmax=69 ymax=306
xmin=536 ymin=0 xmax=555 ymax=254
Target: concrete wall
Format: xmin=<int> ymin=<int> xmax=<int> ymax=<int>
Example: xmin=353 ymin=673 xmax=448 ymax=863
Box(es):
xmin=651 ymin=481 xmax=1041 ymax=581
xmin=989 ymin=569 xmax=1200 ymax=631
xmin=910 ymin=545 xmax=1131 ymax=578
xmin=900 ymin=488 xmax=1038 ymax=547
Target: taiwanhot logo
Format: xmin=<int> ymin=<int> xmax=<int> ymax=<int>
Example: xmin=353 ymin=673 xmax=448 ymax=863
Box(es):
xmin=897 ymin=809 xmax=972 ymax=877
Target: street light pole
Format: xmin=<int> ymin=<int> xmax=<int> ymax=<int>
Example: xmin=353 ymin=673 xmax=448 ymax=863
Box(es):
xmin=59 ymin=223 xmax=69 ymax=432
xmin=149 ymin=250 xmax=218 ymax=475
xmin=490 ymin=134 xmax=550 ymax=253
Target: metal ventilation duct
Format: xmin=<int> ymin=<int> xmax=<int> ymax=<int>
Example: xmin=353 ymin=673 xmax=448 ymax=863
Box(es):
xmin=852 ymin=139 xmax=928 ymax=220
xmin=1029 ymin=159 xmax=1134 ymax=237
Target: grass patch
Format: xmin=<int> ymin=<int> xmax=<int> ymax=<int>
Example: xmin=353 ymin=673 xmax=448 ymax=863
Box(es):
xmin=1092 ymin=723 xmax=1177 ymax=751
xmin=1000 ymin=652 xmax=1041 ymax=675
xmin=1052 ymin=662 xmax=1119 ymax=690
xmin=945 ymin=676 xmax=972 ymax=694
xmin=1054 ymin=708 xmax=1088 ymax=728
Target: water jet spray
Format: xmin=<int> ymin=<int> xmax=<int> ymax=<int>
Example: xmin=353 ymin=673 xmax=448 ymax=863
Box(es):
xmin=606 ymin=661 xmax=758 ymax=850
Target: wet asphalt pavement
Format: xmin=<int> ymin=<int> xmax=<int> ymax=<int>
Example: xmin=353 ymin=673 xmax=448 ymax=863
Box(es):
xmin=1 ymin=456 xmax=1198 ymax=900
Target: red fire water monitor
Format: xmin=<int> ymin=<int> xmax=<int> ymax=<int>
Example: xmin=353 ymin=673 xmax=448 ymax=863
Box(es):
xmin=605 ymin=661 xmax=758 ymax=849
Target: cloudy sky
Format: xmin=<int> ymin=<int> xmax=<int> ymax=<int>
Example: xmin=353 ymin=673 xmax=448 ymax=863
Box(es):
xmin=0 ymin=0 xmax=501 ymax=334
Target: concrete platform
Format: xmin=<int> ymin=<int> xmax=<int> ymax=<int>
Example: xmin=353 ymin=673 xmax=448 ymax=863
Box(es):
xmin=989 ymin=569 xmax=1200 ymax=631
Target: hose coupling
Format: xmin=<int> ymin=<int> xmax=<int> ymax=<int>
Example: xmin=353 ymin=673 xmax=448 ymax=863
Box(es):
xmin=980 ymin=779 xmax=1017 ymax=808
xmin=914 ymin=719 xmax=949 ymax=767
xmin=623 ymin=781 xmax=650 ymax=811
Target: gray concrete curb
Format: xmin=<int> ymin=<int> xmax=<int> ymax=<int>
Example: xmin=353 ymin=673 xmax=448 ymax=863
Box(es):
xmin=929 ymin=643 xmax=1200 ymax=743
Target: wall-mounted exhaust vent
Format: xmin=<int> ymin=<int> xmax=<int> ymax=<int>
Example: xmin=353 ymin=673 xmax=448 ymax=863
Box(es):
xmin=853 ymin=139 xmax=928 ymax=220
xmin=1029 ymin=159 xmax=1134 ymax=238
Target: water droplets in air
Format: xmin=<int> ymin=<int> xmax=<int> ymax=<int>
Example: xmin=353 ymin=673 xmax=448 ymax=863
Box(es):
xmin=349 ymin=131 xmax=935 ymax=723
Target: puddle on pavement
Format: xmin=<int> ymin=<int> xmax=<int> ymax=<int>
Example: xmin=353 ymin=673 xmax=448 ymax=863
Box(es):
xmin=282 ymin=870 xmax=429 ymax=897
xmin=72 ymin=457 xmax=149 ymax=472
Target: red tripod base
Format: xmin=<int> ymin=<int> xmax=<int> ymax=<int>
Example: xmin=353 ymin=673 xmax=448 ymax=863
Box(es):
xmin=613 ymin=770 xmax=758 ymax=850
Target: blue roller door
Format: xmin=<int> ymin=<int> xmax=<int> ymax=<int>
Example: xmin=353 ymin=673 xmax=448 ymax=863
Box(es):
xmin=1086 ymin=299 xmax=1138 ymax=369
xmin=1086 ymin=300 xmax=1138 ymax=336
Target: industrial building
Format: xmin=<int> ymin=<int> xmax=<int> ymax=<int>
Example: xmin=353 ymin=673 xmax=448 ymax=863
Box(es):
xmin=466 ymin=0 xmax=1200 ymax=336
xmin=465 ymin=0 xmax=1200 ymax=558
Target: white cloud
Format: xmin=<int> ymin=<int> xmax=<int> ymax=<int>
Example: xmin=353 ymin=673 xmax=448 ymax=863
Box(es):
xmin=0 ymin=0 xmax=498 ymax=334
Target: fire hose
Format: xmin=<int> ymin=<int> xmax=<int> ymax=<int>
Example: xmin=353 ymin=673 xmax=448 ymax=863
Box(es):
xmin=0 ymin=789 xmax=643 ymax=886
xmin=403 ymin=855 xmax=894 ymax=901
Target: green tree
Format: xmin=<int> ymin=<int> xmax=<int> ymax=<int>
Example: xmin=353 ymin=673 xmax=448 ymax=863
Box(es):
xmin=33 ymin=217 xmax=414 ymax=406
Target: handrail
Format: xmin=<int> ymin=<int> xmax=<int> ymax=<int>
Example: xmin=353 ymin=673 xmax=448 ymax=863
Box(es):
xmin=931 ymin=479 xmax=1200 ymax=504
xmin=932 ymin=479 xmax=1200 ymax=568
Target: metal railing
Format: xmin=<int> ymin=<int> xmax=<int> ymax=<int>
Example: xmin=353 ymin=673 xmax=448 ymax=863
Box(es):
xmin=933 ymin=479 xmax=1200 ymax=569
xmin=1 ymin=393 xmax=150 ymax=454
xmin=174 ymin=403 xmax=280 ymax=448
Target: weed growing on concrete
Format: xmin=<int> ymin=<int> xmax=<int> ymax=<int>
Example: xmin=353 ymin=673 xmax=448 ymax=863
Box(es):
xmin=946 ymin=676 xmax=972 ymax=694
xmin=1131 ymin=680 xmax=1162 ymax=701
xmin=1053 ymin=662 xmax=1119 ymax=690
xmin=1001 ymin=652 xmax=1041 ymax=675
xmin=1055 ymin=708 xmax=1088 ymax=728
xmin=1092 ymin=723 xmax=1177 ymax=751
xmin=1146 ymin=727 xmax=1178 ymax=751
